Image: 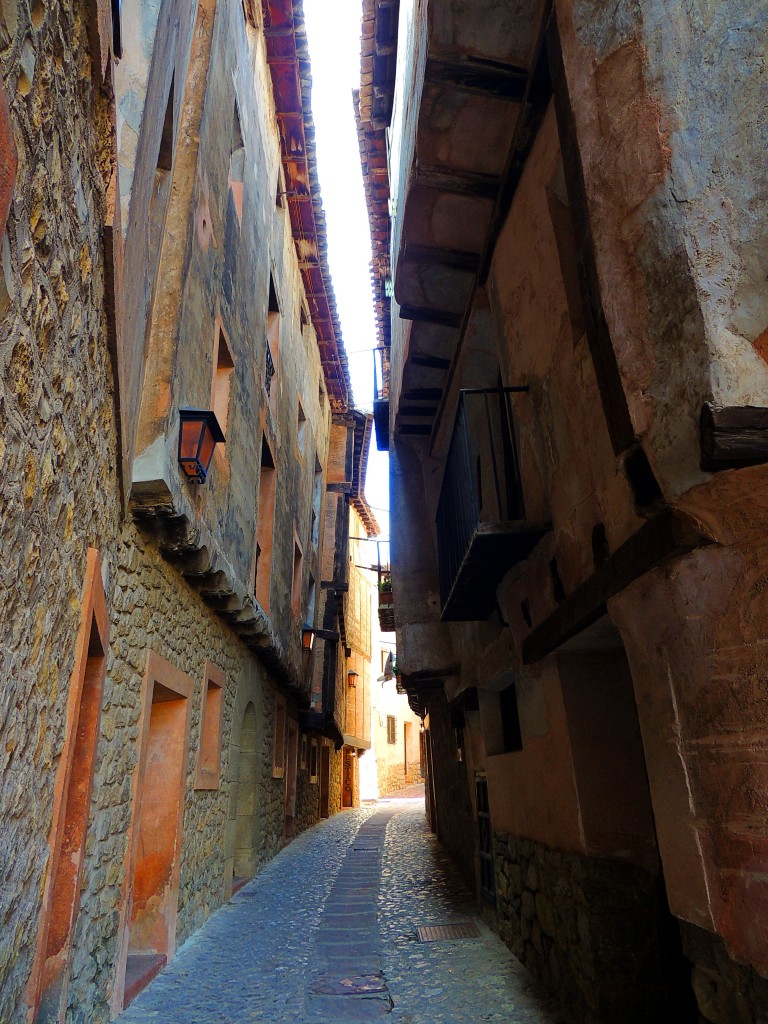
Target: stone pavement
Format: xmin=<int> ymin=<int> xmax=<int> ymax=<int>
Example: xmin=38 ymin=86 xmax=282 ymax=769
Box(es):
xmin=119 ymin=798 xmax=565 ymax=1024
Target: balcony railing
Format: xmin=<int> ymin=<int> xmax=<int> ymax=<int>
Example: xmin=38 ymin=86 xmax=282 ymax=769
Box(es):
xmin=373 ymin=346 xmax=390 ymax=451
xmin=436 ymin=388 xmax=549 ymax=620
xmin=377 ymin=563 xmax=395 ymax=633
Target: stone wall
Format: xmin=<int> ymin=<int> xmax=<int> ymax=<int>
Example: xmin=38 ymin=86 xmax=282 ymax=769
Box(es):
xmin=680 ymin=922 xmax=768 ymax=1024
xmin=0 ymin=0 xmax=120 ymax=1016
xmin=63 ymin=524 xmax=288 ymax=1023
xmin=492 ymin=832 xmax=684 ymax=1024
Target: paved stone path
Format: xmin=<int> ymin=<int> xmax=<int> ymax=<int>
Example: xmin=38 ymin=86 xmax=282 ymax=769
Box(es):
xmin=120 ymin=799 xmax=564 ymax=1023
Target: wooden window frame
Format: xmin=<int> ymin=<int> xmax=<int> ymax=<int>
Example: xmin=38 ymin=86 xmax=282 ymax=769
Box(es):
xmin=387 ymin=715 xmax=397 ymax=745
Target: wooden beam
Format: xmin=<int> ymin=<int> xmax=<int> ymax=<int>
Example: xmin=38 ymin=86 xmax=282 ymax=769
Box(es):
xmin=478 ymin=14 xmax=553 ymax=283
xmin=402 ymin=243 xmax=480 ymax=273
xmin=523 ymin=510 xmax=710 ymax=664
xmin=399 ymin=305 xmax=461 ymax=329
xmin=410 ymin=353 xmax=451 ymax=370
xmin=545 ymin=16 xmax=635 ymax=456
xmin=416 ymin=164 xmax=499 ymax=200
xmin=426 ymin=55 xmax=528 ymax=101
xmin=399 ymin=405 xmax=439 ymax=417
xmin=398 ymin=424 xmax=431 ymax=436
xmin=403 ymin=388 xmax=443 ymax=401
xmin=700 ymin=403 xmax=768 ymax=470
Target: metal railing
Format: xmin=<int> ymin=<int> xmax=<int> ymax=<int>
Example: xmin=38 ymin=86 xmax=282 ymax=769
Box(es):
xmin=435 ymin=388 xmax=527 ymax=608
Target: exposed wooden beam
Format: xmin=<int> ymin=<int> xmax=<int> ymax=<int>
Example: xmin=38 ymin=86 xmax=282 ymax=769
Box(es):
xmin=545 ymin=15 xmax=635 ymax=457
xmin=403 ymin=388 xmax=443 ymax=401
xmin=399 ymin=305 xmax=461 ymax=329
xmin=398 ymin=424 xmax=431 ymax=435
xmin=410 ymin=353 xmax=451 ymax=370
xmin=402 ymin=243 xmax=480 ymax=273
xmin=522 ymin=511 xmax=710 ymax=664
xmin=416 ymin=164 xmax=499 ymax=200
xmin=700 ymin=403 xmax=768 ymax=470
xmin=399 ymin=405 xmax=439 ymax=417
xmin=425 ymin=55 xmax=528 ymax=101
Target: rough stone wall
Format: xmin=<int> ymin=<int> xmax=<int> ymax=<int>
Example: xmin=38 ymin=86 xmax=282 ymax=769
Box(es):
xmin=0 ymin=0 xmax=120 ymax=1017
xmin=493 ymin=832 xmax=676 ymax=1024
xmin=64 ymin=524 xmax=287 ymax=1023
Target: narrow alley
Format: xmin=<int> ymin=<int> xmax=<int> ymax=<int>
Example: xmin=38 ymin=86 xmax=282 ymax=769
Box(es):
xmin=119 ymin=794 xmax=561 ymax=1024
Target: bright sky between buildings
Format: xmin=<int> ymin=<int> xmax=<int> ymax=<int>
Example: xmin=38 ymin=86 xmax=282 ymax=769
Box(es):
xmin=304 ymin=0 xmax=390 ymax=548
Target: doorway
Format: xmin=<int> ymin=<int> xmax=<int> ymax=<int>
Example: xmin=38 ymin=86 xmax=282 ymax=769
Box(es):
xmin=342 ymin=747 xmax=355 ymax=808
xmin=283 ymin=721 xmax=298 ymax=842
xmin=319 ymin=744 xmax=331 ymax=818
xmin=121 ymin=654 xmax=192 ymax=1009
xmin=29 ymin=551 xmax=108 ymax=1024
xmin=558 ymin=631 xmax=698 ymax=1020
xmin=233 ymin=703 xmax=258 ymax=886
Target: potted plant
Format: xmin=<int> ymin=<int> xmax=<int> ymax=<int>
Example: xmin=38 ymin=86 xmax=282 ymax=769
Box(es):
xmin=379 ymin=575 xmax=393 ymax=606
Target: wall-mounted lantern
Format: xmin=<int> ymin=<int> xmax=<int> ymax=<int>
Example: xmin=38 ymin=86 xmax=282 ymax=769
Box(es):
xmin=347 ymin=670 xmax=359 ymax=688
xmin=301 ymin=625 xmax=315 ymax=653
xmin=178 ymin=409 xmax=225 ymax=483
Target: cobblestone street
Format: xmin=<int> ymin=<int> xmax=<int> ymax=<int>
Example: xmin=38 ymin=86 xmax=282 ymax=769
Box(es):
xmin=120 ymin=797 xmax=563 ymax=1024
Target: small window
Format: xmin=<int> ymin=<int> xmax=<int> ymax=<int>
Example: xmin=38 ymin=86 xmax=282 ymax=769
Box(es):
xmin=254 ymin=437 xmax=276 ymax=611
xmin=212 ymin=325 xmax=235 ymax=435
xmin=387 ymin=715 xmax=396 ymax=745
xmin=297 ymin=400 xmax=306 ymax=457
xmin=272 ymin=695 xmax=286 ymax=778
xmin=229 ymin=101 xmax=245 ymax=224
xmin=300 ymin=734 xmax=308 ymax=770
xmin=195 ymin=664 xmax=225 ymax=790
xmin=309 ymin=738 xmax=319 ymax=783
xmin=266 ymin=275 xmax=280 ymax=404
xmin=290 ymin=538 xmax=303 ymax=618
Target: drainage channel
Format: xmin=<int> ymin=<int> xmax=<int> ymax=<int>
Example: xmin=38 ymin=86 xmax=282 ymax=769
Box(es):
xmin=307 ymin=810 xmax=399 ymax=1022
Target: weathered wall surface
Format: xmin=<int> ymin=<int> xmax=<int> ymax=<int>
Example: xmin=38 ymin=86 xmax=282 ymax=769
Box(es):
xmin=560 ymin=0 xmax=768 ymax=498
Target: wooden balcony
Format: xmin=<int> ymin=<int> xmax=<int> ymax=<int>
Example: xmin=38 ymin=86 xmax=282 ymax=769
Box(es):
xmin=436 ymin=388 xmax=549 ymax=621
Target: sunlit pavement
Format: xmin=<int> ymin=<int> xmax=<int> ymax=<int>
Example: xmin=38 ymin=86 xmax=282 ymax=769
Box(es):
xmin=119 ymin=797 xmax=563 ymax=1023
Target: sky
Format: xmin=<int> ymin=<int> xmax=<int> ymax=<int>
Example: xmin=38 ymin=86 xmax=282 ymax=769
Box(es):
xmin=303 ymin=0 xmax=391 ymax=553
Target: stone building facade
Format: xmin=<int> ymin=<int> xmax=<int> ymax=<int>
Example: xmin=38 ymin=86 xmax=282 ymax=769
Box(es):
xmin=361 ymin=0 xmax=768 ymax=1022
xmin=0 ymin=0 xmax=369 ymax=1021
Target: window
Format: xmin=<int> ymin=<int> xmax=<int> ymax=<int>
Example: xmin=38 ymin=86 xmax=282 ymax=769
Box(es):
xmin=148 ymin=76 xmax=175 ymax=266
xmin=266 ymin=274 xmax=280 ymax=405
xmin=386 ymin=715 xmax=396 ymax=745
xmin=290 ymin=537 xmax=303 ymax=619
xmin=212 ymin=324 xmax=234 ymax=435
xmin=254 ymin=436 xmax=276 ymax=611
xmin=297 ymin=400 xmax=306 ymax=457
xmin=195 ymin=663 xmax=225 ymax=790
xmin=300 ymin=734 xmax=308 ymax=770
xmin=272 ymin=695 xmax=286 ymax=778
xmin=229 ymin=101 xmax=245 ymax=224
